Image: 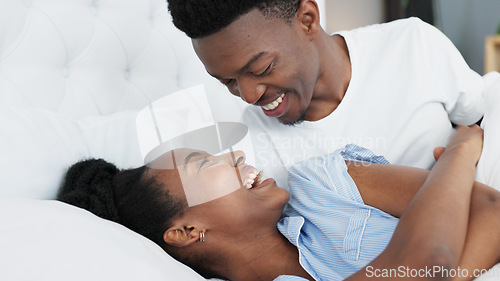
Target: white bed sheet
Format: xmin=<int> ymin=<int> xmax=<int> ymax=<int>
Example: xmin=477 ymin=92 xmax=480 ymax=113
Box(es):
xmin=472 ymin=72 xmax=500 ymax=280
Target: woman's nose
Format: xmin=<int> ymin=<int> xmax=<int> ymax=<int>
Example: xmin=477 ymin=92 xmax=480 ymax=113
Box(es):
xmin=233 ymin=150 xmax=246 ymax=166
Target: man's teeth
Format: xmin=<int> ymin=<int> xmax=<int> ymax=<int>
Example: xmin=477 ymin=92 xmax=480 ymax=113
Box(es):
xmin=245 ymin=170 xmax=263 ymax=189
xmin=262 ymin=93 xmax=285 ymax=111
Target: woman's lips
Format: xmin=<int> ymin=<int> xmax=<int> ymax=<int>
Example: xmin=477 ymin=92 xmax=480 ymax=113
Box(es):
xmin=253 ymin=178 xmax=275 ymax=189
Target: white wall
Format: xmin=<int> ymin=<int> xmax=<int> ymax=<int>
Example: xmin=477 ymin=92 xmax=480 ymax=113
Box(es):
xmin=323 ymin=0 xmax=384 ymax=33
xmin=320 ymin=0 xmax=500 ymax=74
xmin=316 ymin=0 xmax=327 ymax=30
xmin=436 ymin=0 xmax=500 ymax=74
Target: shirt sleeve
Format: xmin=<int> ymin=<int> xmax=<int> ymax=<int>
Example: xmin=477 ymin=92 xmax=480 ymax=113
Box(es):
xmin=274 ymin=275 xmax=309 ymax=281
xmin=288 ymin=144 xmax=389 ymax=204
xmin=414 ymin=17 xmax=486 ymax=124
xmin=340 ymin=144 xmax=390 ymax=164
xmin=286 ymin=145 xmax=398 ymax=268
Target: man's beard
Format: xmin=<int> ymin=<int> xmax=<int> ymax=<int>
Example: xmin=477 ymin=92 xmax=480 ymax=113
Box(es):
xmin=282 ymin=108 xmax=307 ymax=126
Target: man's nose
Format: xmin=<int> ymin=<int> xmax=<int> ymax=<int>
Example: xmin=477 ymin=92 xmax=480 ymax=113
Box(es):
xmin=236 ymin=77 xmax=266 ymax=105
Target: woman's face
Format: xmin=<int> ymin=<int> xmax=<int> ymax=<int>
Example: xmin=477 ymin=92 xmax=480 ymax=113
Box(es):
xmin=150 ymin=148 xmax=290 ymax=231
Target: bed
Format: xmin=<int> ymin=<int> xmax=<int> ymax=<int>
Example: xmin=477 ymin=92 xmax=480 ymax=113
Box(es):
xmin=0 ymin=0 xmax=246 ymax=280
xmin=2 ymin=1 xmax=500 ymax=280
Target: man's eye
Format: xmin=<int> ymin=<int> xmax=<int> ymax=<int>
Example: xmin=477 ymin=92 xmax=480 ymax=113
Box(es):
xmin=255 ymin=61 xmax=274 ymax=77
xmin=221 ymin=79 xmax=234 ymax=86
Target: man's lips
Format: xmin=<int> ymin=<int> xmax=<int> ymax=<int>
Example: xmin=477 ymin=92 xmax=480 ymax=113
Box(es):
xmin=260 ymin=93 xmax=285 ymax=110
xmin=262 ymin=92 xmax=287 ymax=118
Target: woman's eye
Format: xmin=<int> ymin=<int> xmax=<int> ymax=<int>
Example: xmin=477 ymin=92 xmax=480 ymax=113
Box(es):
xmin=198 ymin=158 xmax=210 ymax=170
xmin=198 ymin=158 xmax=216 ymax=171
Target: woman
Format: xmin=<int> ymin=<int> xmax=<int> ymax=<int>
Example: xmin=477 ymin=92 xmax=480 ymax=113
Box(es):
xmin=58 ymin=125 xmax=500 ymax=280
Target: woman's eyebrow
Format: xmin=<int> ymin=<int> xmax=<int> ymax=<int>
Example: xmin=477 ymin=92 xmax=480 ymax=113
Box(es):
xmin=183 ymin=151 xmax=202 ymax=171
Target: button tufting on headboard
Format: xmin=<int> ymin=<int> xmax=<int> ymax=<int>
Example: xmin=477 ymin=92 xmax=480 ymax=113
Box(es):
xmin=0 ymin=0 xmax=238 ymax=120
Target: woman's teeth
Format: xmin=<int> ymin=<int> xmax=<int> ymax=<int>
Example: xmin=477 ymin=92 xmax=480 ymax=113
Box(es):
xmin=245 ymin=170 xmax=263 ymax=189
xmin=262 ymin=93 xmax=285 ymax=111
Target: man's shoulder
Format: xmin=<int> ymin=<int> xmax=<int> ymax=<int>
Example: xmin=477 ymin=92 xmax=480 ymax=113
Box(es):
xmin=338 ymin=17 xmax=440 ymax=60
xmin=339 ymin=17 xmax=433 ymax=39
xmin=382 ymin=17 xmax=428 ymax=30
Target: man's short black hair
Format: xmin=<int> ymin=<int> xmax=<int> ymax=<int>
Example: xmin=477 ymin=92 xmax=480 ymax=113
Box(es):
xmin=167 ymin=0 xmax=301 ymax=39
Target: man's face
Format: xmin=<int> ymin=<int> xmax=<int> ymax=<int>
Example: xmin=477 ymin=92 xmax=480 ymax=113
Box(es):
xmin=192 ymin=8 xmax=319 ymax=125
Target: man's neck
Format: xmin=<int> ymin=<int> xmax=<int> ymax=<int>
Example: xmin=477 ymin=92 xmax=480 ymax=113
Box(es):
xmin=305 ymin=32 xmax=352 ymax=122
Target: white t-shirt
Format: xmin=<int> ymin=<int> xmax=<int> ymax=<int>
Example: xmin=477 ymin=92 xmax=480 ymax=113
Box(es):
xmin=243 ymin=17 xmax=498 ymax=189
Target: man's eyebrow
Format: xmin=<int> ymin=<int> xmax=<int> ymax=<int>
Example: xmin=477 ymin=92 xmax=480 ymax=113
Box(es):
xmin=208 ymin=51 xmax=266 ymax=79
xmin=183 ymin=151 xmax=202 ymax=171
xmin=237 ymin=51 xmax=266 ymax=76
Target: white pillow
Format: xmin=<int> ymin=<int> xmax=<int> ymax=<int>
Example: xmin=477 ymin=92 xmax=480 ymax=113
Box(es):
xmin=0 ymin=107 xmax=150 ymax=199
xmin=476 ymin=72 xmax=500 ymax=189
xmin=0 ymin=106 xmax=89 ymax=199
xmin=0 ymin=107 xmax=214 ymax=281
xmin=0 ymin=197 xmax=205 ymax=281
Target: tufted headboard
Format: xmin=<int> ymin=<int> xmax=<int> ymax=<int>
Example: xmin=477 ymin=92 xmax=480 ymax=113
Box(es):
xmin=0 ymin=0 xmax=245 ymax=280
xmin=0 ymin=0 xmax=233 ymax=118
xmin=0 ymin=0 xmax=246 ymax=196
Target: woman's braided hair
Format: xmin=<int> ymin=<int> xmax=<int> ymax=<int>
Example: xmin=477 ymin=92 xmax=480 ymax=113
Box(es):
xmin=57 ymin=158 xmax=186 ymax=248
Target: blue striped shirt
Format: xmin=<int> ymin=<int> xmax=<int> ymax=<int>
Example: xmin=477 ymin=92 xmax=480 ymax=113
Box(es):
xmin=275 ymin=144 xmax=399 ymax=281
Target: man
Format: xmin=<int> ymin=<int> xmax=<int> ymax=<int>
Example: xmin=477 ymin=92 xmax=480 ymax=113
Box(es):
xmin=167 ymin=0 xmax=500 ymax=188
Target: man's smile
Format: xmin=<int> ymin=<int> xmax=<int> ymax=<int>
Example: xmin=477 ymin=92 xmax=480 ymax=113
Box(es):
xmin=262 ymin=93 xmax=285 ymax=111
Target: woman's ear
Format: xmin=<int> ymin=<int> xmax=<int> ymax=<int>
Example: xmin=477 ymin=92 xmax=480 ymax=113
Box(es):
xmin=297 ymin=0 xmax=321 ymax=38
xmin=163 ymin=223 xmax=204 ymax=248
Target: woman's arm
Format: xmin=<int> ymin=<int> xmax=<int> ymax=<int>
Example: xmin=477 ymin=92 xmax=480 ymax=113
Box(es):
xmin=345 ymin=125 xmax=483 ymax=280
xmin=346 ymin=162 xmax=428 ymax=218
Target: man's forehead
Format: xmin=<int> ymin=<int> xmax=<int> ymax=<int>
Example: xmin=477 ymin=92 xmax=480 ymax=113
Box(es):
xmin=194 ymin=35 xmax=275 ymax=79
xmin=192 ymin=8 xmax=289 ymax=62
xmin=192 ymin=30 xmax=262 ymax=69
